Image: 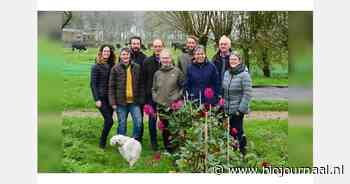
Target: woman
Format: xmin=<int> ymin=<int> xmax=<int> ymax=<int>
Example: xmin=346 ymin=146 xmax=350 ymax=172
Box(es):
xmin=185 ymin=46 xmax=220 ymax=105
xmin=108 ymin=47 xmax=145 ymax=142
xmin=90 ymin=44 xmax=116 ymax=149
xmin=152 ymin=49 xmax=185 ymax=153
xmin=222 ymin=51 xmax=252 ymax=155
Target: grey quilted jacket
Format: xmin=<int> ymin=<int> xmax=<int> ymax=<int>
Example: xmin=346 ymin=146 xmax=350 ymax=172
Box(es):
xmin=222 ymin=70 xmax=252 ymax=114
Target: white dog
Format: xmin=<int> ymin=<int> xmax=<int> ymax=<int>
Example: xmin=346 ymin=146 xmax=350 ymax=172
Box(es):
xmin=110 ymin=135 xmax=142 ymax=167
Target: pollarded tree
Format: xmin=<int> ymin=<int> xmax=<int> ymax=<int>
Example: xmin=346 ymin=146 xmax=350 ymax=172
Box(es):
xmin=160 ymin=11 xmax=212 ymax=48
xmin=210 ymin=11 xmax=239 ymax=47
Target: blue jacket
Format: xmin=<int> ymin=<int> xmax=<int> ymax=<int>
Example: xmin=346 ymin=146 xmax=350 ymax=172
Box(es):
xmin=185 ymin=59 xmax=220 ymax=105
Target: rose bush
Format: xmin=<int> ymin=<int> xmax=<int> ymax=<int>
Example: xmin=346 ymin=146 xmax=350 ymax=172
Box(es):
xmin=159 ymin=98 xmax=260 ymax=173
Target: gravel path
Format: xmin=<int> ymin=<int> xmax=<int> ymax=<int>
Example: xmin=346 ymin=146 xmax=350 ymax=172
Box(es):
xmin=252 ymin=87 xmax=288 ymax=101
xmin=62 ymin=110 xmax=288 ymax=120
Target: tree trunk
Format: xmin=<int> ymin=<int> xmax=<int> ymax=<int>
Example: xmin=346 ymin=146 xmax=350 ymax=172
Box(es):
xmin=243 ymin=48 xmax=250 ymax=71
xmin=262 ymin=47 xmax=271 ymax=77
xmin=198 ymin=36 xmax=208 ymax=52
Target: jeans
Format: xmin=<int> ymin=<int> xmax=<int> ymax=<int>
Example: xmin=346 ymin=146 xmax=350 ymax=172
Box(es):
xmin=97 ymin=98 xmax=114 ymax=148
xmin=116 ymin=103 xmax=143 ymax=141
xmin=229 ymin=113 xmax=247 ymax=154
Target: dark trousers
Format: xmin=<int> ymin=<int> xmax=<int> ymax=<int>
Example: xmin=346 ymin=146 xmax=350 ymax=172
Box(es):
xmin=139 ymin=104 xmax=144 ymax=142
xmin=97 ymin=98 xmax=114 ymax=148
xmin=140 ymin=103 xmax=159 ymax=150
xmin=229 ymin=113 xmax=247 ymax=153
xmin=158 ymin=107 xmax=173 ymax=153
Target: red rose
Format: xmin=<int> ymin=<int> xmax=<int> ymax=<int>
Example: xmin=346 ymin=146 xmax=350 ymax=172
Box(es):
xmin=154 ymin=152 xmax=161 ymax=161
xmin=231 ymin=128 xmax=238 ymax=136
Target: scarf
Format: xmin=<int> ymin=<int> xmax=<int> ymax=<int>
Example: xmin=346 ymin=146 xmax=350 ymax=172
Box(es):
xmin=160 ymin=64 xmax=174 ymax=72
xmin=229 ymin=63 xmax=246 ymax=75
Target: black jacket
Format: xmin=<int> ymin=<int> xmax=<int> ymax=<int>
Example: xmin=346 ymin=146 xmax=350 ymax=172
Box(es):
xmin=143 ymin=54 xmax=162 ymax=103
xmin=211 ymin=49 xmax=233 ymax=88
xmin=130 ymin=51 xmax=147 ymax=68
xmin=90 ymin=63 xmax=113 ymax=101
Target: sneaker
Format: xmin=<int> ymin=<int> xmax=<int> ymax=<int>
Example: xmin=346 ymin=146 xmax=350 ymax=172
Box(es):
xmin=99 ymin=144 xmax=106 ymax=150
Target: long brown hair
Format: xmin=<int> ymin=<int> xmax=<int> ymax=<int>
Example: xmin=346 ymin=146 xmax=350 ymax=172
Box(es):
xmin=96 ymin=44 xmax=116 ymax=65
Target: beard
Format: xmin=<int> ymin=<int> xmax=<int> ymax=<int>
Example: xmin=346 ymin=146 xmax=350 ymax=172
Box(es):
xmin=132 ymin=47 xmax=140 ymax=53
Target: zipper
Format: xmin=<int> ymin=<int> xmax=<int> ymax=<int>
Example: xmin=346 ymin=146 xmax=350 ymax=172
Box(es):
xmin=227 ymin=74 xmax=233 ymax=114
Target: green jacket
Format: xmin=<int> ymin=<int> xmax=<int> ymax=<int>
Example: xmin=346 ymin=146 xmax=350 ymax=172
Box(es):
xmin=152 ymin=65 xmax=185 ymax=107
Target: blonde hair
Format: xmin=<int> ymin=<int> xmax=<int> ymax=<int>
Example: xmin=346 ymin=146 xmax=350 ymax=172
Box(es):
xmin=219 ymin=35 xmax=231 ymax=46
xmin=160 ymin=49 xmax=171 ymax=58
xmin=159 ymin=49 xmax=175 ymax=65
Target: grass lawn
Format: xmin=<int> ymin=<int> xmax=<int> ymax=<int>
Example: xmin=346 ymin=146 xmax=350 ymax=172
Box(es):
xmin=251 ymin=100 xmax=288 ymax=111
xmin=252 ymin=77 xmax=288 ymax=87
xmin=40 ymin=47 xmax=290 ymax=173
xmin=62 ymin=116 xmax=287 ymax=172
xmin=63 ymin=47 xmax=288 ymax=111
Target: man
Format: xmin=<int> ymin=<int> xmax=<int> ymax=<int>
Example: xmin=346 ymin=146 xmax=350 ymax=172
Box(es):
xmin=177 ymin=35 xmax=198 ymax=78
xmin=109 ymin=48 xmax=145 ymax=142
xmin=129 ymin=36 xmax=147 ymax=67
xmin=142 ymin=39 xmax=164 ymax=151
xmin=129 ymin=36 xmax=147 ymax=143
xmin=211 ymin=35 xmax=234 ymax=89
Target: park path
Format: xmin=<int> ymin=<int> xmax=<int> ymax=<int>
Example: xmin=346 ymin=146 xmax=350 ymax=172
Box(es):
xmin=62 ymin=110 xmax=288 ymax=121
xmin=252 ymin=86 xmax=288 ymax=101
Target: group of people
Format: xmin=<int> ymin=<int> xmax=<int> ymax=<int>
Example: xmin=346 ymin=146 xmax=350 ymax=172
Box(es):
xmin=90 ymin=35 xmax=252 ymax=155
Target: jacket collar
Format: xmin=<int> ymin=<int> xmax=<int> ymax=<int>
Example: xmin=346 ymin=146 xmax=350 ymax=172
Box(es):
xmin=119 ymin=61 xmax=134 ymax=69
xmin=193 ymin=58 xmax=209 ymax=67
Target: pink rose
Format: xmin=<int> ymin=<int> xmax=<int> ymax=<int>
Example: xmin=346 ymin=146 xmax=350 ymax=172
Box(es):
xmin=158 ymin=120 xmax=165 ymax=132
xmin=170 ymin=100 xmax=183 ymax=111
xmin=204 ymin=88 xmax=214 ymax=99
xmin=143 ymin=104 xmax=155 ymax=118
xmin=218 ymin=98 xmax=224 ymax=106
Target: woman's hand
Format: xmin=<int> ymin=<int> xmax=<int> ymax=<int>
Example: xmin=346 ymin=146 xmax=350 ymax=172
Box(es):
xmin=235 ymin=111 xmax=240 ymax=116
xmin=96 ymin=100 xmax=102 ymax=108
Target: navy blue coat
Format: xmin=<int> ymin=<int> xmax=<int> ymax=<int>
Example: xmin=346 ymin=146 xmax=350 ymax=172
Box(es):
xmin=185 ymin=59 xmax=221 ymax=105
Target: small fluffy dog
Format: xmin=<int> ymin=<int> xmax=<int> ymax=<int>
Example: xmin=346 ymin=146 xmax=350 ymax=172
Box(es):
xmin=110 ymin=135 xmax=142 ymax=167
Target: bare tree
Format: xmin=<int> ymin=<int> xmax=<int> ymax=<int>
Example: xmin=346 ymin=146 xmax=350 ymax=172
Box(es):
xmin=160 ymin=11 xmax=212 ymax=48
xmin=210 ymin=11 xmax=238 ymax=46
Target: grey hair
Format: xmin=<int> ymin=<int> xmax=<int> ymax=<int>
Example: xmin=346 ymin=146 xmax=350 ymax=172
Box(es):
xmin=230 ymin=51 xmax=243 ymax=63
xmin=193 ymin=45 xmax=206 ymax=54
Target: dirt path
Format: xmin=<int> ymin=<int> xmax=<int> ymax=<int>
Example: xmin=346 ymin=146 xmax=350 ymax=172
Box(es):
xmin=62 ymin=110 xmax=288 ymax=120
